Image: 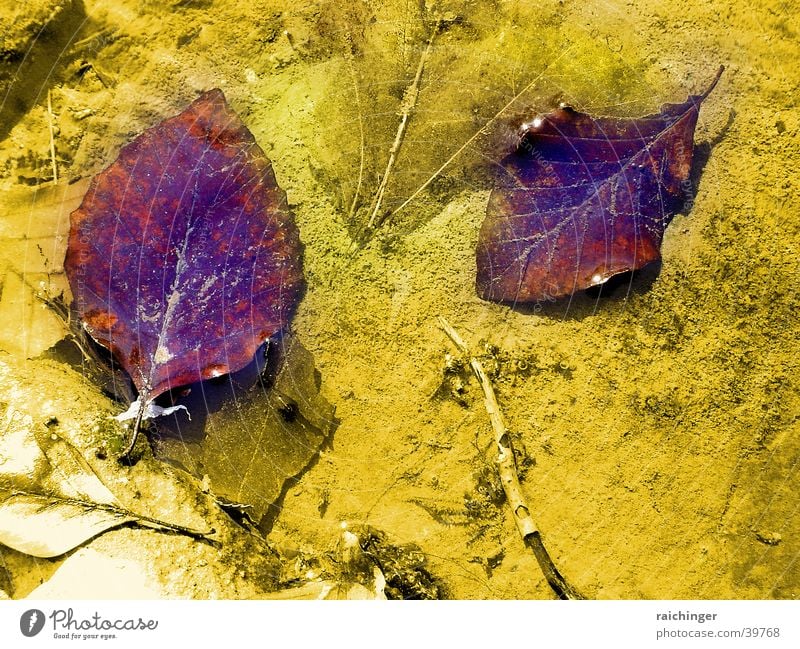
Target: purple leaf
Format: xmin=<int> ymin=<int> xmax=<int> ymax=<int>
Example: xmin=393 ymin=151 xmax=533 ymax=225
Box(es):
xmin=476 ymin=67 xmax=723 ymax=303
xmin=64 ymin=89 xmax=304 ymax=404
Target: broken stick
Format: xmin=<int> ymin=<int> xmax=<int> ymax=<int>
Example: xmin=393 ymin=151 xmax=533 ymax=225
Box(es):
xmin=438 ymin=316 xmax=583 ymax=600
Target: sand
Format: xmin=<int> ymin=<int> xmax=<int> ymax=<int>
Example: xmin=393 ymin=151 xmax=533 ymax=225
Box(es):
xmin=0 ymin=0 xmax=797 ymax=599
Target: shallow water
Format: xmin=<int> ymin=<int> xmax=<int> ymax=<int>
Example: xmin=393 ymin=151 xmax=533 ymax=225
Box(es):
xmin=0 ymin=0 xmax=798 ymax=599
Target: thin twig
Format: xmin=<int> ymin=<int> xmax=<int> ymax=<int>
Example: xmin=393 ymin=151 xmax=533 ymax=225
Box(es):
xmin=365 ymin=21 xmax=440 ymax=231
xmin=346 ymin=46 xmax=366 ymax=221
xmin=438 ymin=316 xmax=584 ymax=600
xmin=71 ymin=27 xmax=115 ymax=49
xmin=390 ymin=43 xmax=577 ymax=219
xmin=17 ymin=491 xmax=215 ymax=542
xmin=46 ymin=89 xmax=58 ymax=184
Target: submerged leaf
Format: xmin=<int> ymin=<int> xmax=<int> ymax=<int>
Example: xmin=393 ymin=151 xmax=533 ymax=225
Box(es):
xmin=0 ymin=419 xmax=128 ymax=558
xmin=32 ymin=427 xmax=118 ymax=505
xmin=0 ymin=411 xmax=211 ymax=558
xmin=155 ymin=335 xmax=336 ymax=524
xmin=476 ymin=68 xmax=723 ymax=303
xmin=64 ymin=89 xmax=304 ymax=404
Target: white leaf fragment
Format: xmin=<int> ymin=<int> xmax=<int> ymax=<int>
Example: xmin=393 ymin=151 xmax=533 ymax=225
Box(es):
xmin=114 ymin=398 xmax=190 ymax=422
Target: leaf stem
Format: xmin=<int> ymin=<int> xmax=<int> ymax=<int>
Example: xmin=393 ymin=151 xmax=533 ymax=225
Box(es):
xmin=699 ymin=65 xmax=724 ymax=101
xmin=119 ymin=395 xmax=146 ymax=461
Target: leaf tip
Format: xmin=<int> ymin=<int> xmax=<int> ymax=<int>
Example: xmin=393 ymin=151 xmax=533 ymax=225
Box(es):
xmin=700 ymin=66 xmax=725 ymax=100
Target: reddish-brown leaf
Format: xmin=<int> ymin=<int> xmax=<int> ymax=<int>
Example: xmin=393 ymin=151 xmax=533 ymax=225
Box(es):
xmin=476 ymin=68 xmax=722 ymax=303
xmin=64 ymin=90 xmax=304 ymax=404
